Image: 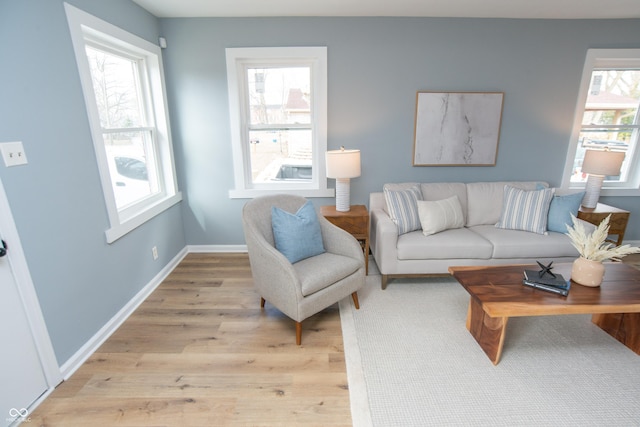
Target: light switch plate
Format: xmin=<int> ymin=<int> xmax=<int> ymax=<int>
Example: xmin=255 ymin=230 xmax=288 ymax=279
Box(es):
xmin=0 ymin=141 xmax=28 ymax=167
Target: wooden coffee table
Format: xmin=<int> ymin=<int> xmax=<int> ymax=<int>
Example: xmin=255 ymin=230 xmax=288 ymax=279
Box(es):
xmin=449 ymin=263 xmax=640 ymax=365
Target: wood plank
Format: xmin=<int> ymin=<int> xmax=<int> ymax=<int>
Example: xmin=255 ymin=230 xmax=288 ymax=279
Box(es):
xmin=593 ymin=312 xmax=640 ymax=355
xmin=466 ymin=298 xmax=508 ymax=365
xmin=29 ymin=253 xmax=352 ymax=426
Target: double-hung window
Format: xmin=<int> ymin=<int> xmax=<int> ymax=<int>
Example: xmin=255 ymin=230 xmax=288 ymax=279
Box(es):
xmin=563 ymin=49 xmax=640 ymax=195
xmin=226 ymin=47 xmax=332 ymax=198
xmin=65 ymin=4 xmax=181 ymax=242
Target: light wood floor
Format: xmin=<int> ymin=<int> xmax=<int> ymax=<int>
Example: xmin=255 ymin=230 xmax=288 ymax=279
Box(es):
xmin=30 ymin=253 xmax=352 ymax=426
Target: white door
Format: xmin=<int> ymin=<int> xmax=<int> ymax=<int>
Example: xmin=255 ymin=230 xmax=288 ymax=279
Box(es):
xmin=0 ymin=245 xmax=48 ymax=426
xmin=0 ymin=177 xmax=59 ymax=426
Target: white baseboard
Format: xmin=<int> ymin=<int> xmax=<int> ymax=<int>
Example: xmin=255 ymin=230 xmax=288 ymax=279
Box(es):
xmin=59 ymin=246 xmax=189 ymax=379
xmin=188 ymin=244 xmax=247 ymax=253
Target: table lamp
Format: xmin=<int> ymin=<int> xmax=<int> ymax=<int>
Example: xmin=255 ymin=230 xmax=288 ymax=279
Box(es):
xmin=326 ymin=147 xmax=361 ymax=212
xmin=581 ymin=148 xmax=625 ymax=208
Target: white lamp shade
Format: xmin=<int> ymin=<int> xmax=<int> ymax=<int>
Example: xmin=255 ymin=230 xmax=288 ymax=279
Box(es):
xmin=582 ymin=149 xmax=625 ymax=176
xmin=326 ymin=149 xmax=361 ymax=178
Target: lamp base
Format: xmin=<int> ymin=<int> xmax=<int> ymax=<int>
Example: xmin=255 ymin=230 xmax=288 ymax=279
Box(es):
xmin=335 ymin=178 xmax=351 ymax=212
xmin=582 ymin=174 xmax=604 ymax=209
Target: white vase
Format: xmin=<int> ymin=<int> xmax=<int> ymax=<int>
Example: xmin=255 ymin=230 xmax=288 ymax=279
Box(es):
xmin=571 ymin=257 xmax=605 ymax=287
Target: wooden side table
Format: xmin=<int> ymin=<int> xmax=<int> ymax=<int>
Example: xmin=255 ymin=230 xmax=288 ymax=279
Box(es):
xmin=320 ymin=205 xmax=370 ymax=274
xmin=577 ymin=203 xmax=630 ymax=246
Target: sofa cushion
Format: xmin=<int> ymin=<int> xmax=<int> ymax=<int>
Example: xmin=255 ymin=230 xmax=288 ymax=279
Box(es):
xmin=271 ymin=200 xmax=325 ymax=264
xmin=466 ymin=181 xmax=544 ymax=226
xmin=417 ymin=196 xmax=465 ymax=236
xmin=384 ymin=184 xmax=423 ymax=235
xmin=294 ymin=252 xmax=361 ymax=297
xmin=495 ymin=185 xmax=555 ymax=235
xmin=397 ymin=228 xmax=493 ymax=260
xmin=469 ymin=225 xmax=578 ymax=259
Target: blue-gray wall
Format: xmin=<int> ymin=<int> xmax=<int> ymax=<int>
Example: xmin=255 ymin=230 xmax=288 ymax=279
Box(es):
xmin=0 ymin=0 xmax=186 ymax=365
xmin=1 ymin=0 xmax=639 ymax=368
xmin=161 ymin=17 xmax=640 ymax=245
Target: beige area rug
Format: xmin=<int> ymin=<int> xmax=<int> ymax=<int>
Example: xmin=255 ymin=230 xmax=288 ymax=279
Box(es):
xmin=339 ymin=261 xmax=640 ymax=427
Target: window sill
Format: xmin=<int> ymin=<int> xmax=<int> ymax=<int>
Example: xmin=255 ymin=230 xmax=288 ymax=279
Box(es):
xmin=229 ymin=188 xmax=335 ymax=199
xmin=105 ymin=192 xmax=182 ymax=243
xmin=598 ymin=188 xmax=640 ymax=197
xmin=566 ymin=185 xmax=640 ymax=197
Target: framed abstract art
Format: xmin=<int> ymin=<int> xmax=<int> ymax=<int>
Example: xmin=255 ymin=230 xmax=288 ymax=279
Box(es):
xmin=413 ymin=91 xmax=504 ymax=166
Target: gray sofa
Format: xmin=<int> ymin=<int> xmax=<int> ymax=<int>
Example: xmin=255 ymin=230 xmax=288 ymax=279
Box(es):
xmin=370 ymin=181 xmax=584 ymax=289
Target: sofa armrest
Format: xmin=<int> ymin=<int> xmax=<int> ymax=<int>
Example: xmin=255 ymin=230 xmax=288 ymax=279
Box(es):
xmin=370 ymin=207 xmax=399 ymax=275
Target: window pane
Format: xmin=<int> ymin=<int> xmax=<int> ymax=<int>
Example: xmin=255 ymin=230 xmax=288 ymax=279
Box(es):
xmin=86 ymin=46 xmax=144 ymax=129
xmin=248 ymin=129 xmax=312 ymax=183
xmin=247 ymin=67 xmax=311 ymax=125
xmin=570 ymin=129 xmax=634 ymax=183
xmin=582 ymin=70 xmax=640 ymax=126
xmin=103 ymin=131 xmax=157 ymax=208
xmin=572 ymin=68 xmax=640 ymax=185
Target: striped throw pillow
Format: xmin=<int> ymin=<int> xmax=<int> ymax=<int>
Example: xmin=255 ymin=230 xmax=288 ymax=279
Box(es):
xmin=495 ymin=185 xmax=555 ymax=235
xmin=383 ymin=184 xmax=423 ymax=235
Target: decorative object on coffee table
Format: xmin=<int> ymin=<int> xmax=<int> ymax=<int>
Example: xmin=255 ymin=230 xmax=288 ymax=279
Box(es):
xmin=566 ymin=214 xmax=640 ymax=287
xmin=522 ymin=261 xmax=571 ymax=296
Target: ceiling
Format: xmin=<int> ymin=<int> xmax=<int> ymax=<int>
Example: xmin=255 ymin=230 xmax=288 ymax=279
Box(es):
xmin=131 ymin=0 xmax=640 ymax=19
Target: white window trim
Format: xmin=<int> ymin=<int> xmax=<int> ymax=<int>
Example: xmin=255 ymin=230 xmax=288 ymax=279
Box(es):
xmin=562 ymin=48 xmax=640 ymax=196
xmin=226 ymin=47 xmax=333 ymax=199
xmin=65 ymin=4 xmax=181 ymax=242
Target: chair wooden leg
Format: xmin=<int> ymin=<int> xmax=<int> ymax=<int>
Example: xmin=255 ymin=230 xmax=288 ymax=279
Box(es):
xmin=295 ymin=321 xmax=302 ymax=345
xmin=260 ymin=297 xmax=265 ymax=308
xmin=351 ymin=292 xmax=360 ymax=309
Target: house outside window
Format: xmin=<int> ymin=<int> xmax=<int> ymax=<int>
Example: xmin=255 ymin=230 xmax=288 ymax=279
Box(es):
xmin=226 ymin=47 xmax=333 ymax=198
xmin=65 ymin=4 xmax=181 ymax=242
xmin=563 ymin=49 xmax=640 ymax=195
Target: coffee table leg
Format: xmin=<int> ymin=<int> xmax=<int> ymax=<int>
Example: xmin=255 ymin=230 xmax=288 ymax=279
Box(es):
xmin=466 ymin=298 xmax=509 ymax=365
xmin=592 ymin=312 xmax=640 ymax=355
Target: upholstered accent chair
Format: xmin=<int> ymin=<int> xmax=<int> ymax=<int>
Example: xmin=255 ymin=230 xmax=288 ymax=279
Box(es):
xmin=242 ymin=194 xmax=364 ymax=345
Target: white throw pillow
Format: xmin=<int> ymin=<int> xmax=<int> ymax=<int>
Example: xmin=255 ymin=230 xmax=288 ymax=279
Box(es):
xmin=495 ymin=185 xmax=555 ymax=235
xmin=417 ymin=196 xmax=465 ymax=236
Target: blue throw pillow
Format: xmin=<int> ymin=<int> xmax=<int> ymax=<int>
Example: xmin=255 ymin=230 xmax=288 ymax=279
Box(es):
xmin=271 ymin=200 xmax=325 ymax=264
xmin=547 ymin=191 xmax=585 ymax=233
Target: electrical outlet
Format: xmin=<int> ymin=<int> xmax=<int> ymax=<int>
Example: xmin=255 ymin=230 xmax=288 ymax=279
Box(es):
xmin=152 ymin=246 xmax=158 ymax=260
xmin=1 ymin=141 xmax=28 ymax=167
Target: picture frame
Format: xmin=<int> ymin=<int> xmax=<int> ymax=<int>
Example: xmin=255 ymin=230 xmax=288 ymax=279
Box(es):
xmin=413 ymin=91 xmax=504 ymax=166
